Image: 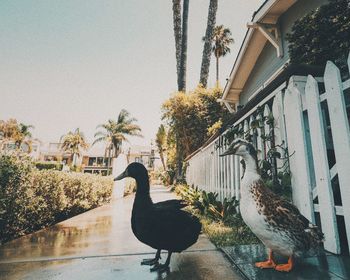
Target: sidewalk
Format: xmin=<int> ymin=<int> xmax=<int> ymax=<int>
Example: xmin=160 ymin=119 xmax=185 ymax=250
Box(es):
xmin=0 ymin=185 xmax=242 ymax=280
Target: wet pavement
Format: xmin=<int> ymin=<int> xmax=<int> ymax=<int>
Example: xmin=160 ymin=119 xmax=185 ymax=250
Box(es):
xmin=222 ymin=244 xmax=350 ymax=280
xmin=0 ymin=185 xmax=242 ymax=280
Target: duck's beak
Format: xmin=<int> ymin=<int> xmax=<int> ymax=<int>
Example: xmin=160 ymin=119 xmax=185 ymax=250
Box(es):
xmin=220 ymin=146 xmax=236 ymax=157
xmin=114 ymin=170 xmax=128 ymax=181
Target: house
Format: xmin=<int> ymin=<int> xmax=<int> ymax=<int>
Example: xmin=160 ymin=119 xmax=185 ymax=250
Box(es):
xmin=39 ymin=142 xmax=72 ymax=164
xmin=81 ymin=145 xmax=112 ymax=175
xmin=186 ymin=0 xmax=350 ymax=255
xmin=0 ymin=139 xmax=42 ymax=161
xmin=126 ymin=145 xmax=159 ymax=171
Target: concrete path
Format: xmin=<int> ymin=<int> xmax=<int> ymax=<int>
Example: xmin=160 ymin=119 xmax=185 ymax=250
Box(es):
xmin=0 ymin=185 xmax=242 ymax=280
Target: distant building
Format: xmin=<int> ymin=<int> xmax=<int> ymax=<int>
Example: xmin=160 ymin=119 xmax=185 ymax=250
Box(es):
xmin=81 ymin=145 xmax=111 ymax=175
xmin=0 ymin=139 xmax=42 ymax=161
xmin=126 ymin=145 xmax=161 ymax=171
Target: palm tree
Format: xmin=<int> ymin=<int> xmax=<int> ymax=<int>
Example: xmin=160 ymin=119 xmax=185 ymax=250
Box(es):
xmin=199 ymin=0 xmax=218 ymax=88
xmin=155 ymin=125 xmax=167 ymax=171
xmin=0 ymin=119 xmax=34 ymax=152
xmin=172 ymin=0 xmax=182 ymax=84
xmin=212 ymin=25 xmax=234 ymax=86
xmin=60 ymin=128 xmax=89 ymax=166
xmin=172 ymin=0 xmax=189 ymax=92
xmin=16 ymin=123 xmax=34 ymax=150
xmin=178 ymin=0 xmax=189 ymax=91
xmin=94 ymin=109 xmax=142 ymax=172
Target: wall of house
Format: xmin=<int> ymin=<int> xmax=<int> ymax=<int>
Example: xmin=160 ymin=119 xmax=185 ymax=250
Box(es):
xmin=239 ymin=0 xmax=328 ymax=105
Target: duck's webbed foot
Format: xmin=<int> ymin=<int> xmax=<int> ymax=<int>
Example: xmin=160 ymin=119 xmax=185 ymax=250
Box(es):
xmin=275 ymin=256 xmax=293 ymax=272
xmin=255 ymin=250 xmax=276 ymax=269
xmin=150 ymin=251 xmax=172 ymax=272
xmin=141 ymin=249 xmax=161 ymax=266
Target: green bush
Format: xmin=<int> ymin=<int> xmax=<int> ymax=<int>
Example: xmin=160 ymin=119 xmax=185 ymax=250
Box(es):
xmin=0 ymin=153 xmax=113 ymax=244
xmin=175 ymin=184 xmax=240 ymax=224
xmin=174 ymin=184 xmax=259 ymax=246
xmin=286 ymin=0 xmax=350 ymax=73
xmin=35 ymin=161 xmax=63 ymax=171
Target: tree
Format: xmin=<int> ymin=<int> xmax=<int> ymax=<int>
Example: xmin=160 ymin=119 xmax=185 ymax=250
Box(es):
xmin=178 ymin=0 xmax=189 ymax=91
xmin=17 ymin=123 xmax=34 ymax=150
xmin=155 ymin=125 xmax=167 ymax=171
xmin=162 ymin=86 xmax=230 ymax=180
xmin=286 ymin=0 xmax=350 ymax=73
xmin=211 ymin=25 xmax=234 ymax=86
xmin=60 ymin=128 xmax=89 ymax=166
xmin=172 ymin=0 xmax=182 ymax=84
xmin=0 ymin=119 xmax=34 ymax=152
xmin=199 ymin=0 xmax=218 ymax=88
xmin=172 ymin=0 xmax=189 ymax=91
xmin=94 ymin=109 xmax=142 ymax=158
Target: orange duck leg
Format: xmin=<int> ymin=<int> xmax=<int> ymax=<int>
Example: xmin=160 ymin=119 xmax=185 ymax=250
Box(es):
xmin=255 ymin=250 xmax=276 ymax=269
xmin=275 ymin=256 xmax=293 ymax=272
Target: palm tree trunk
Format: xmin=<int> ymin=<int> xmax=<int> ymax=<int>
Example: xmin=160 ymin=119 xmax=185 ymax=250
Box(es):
xmin=178 ymin=0 xmax=189 ymax=92
xmin=216 ymin=55 xmax=219 ymax=87
xmin=72 ymin=153 xmax=77 ymax=166
xmin=107 ymin=144 xmax=112 ymax=176
xmin=172 ymin=0 xmax=182 ymax=90
xmin=199 ymin=0 xmax=218 ymax=88
xmin=159 ymin=151 xmax=167 ymax=171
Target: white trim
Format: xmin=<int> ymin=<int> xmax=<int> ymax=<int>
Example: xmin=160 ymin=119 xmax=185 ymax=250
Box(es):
xmin=252 ymin=0 xmax=280 ymax=22
xmin=264 ymin=60 xmax=290 ymax=86
xmin=248 ymin=86 xmax=264 ymax=102
xmin=247 ymin=22 xmax=283 ymax=57
xmin=236 ymin=81 xmax=287 ymax=126
xmin=222 ymin=28 xmax=255 ymax=101
xmin=248 ymin=61 xmax=289 ymax=102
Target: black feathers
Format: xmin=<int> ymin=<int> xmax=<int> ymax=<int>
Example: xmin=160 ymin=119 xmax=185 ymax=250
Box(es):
xmin=115 ymin=162 xmax=201 ymax=271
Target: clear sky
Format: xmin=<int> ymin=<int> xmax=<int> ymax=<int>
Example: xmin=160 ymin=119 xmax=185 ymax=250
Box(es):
xmin=0 ymin=0 xmax=263 ymax=148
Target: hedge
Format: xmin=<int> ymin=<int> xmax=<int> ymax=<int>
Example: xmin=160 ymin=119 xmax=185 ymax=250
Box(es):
xmin=35 ymin=161 xmax=63 ymax=171
xmin=0 ymin=153 xmax=113 ymax=244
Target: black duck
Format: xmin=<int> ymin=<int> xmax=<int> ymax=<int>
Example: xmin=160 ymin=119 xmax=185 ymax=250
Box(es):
xmin=114 ymin=162 xmax=201 ymax=272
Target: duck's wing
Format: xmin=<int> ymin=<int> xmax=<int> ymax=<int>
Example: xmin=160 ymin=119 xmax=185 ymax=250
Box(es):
xmin=143 ymin=207 xmax=201 ymax=250
xmin=153 ymin=199 xmax=187 ymax=210
xmin=257 ymin=182 xmax=312 ymax=231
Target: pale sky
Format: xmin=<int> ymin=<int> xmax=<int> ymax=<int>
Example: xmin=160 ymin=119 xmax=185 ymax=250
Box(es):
xmin=0 ymin=0 xmax=263 ymax=148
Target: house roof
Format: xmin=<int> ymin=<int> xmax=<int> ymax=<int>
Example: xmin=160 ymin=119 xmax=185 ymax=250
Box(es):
xmin=221 ymin=0 xmax=297 ymax=105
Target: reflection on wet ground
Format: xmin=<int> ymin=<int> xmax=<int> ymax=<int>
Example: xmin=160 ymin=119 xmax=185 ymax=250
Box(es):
xmin=222 ymin=244 xmax=350 ymax=280
xmin=0 ymin=186 xmax=242 ymax=280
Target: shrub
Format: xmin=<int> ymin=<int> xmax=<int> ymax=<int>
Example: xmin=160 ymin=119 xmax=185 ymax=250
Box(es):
xmin=124 ymin=178 xmax=137 ymax=196
xmin=0 ymin=153 xmax=113 ymax=244
xmin=175 ymin=184 xmax=240 ymax=224
xmin=174 ymin=184 xmax=259 ymax=246
xmin=286 ymin=0 xmax=350 ymax=73
xmin=35 ymin=161 xmax=63 ymax=171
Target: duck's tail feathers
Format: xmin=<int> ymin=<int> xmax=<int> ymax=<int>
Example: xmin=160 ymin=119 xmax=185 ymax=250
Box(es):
xmin=305 ymin=224 xmax=324 ymax=256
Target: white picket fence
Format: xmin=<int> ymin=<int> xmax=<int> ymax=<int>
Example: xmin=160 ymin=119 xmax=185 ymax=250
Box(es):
xmin=186 ymin=54 xmax=350 ymax=254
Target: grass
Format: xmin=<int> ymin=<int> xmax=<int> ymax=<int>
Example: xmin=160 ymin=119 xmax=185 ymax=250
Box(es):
xmin=188 ymin=207 xmax=260 ymax=247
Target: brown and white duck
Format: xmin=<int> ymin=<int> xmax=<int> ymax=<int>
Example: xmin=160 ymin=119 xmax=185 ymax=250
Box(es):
xmin=221 ymin=138 xmax=323 ymax=272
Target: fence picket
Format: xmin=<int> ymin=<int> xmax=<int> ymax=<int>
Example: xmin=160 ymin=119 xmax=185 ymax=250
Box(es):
xmin=324 ymin=61 xmax=350 ymax=253
xmin=283 ymin=78 xmax=314 ymax=221
xmin=272 ymin=91 xmax=287 ymax=169
xmin=256 ymin=113 xmax=265 ymax=160
xmin=305 ymin=75 xmax=340 ymax=254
